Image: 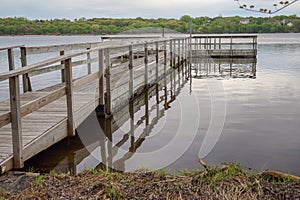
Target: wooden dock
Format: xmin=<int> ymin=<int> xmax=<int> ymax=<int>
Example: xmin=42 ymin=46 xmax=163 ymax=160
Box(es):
xmin=0 ymin=37 xmax=190 ymax=173
xmin=0 ymin=35 xmax=257 ymax=173
xmin=190 ymin=35 xmax=257 ymax=58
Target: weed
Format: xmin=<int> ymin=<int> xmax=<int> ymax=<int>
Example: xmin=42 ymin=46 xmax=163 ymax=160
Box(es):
xmin=28 ymin=166 xmax=36 ymax=173
xmin=106 ymin=186 xmax=122 ymax=200
xmin=157 ymin=168 xmax=167 ymax=175
xmin=49 ymin=170 xmax=57 ymax=176
xmin=34 ymin=175 xmax=45 ymax=187
xmin=200 ymin=163 xmax=247 ymax=185
xmin=261 ymin=173 xmax=296 ymax=183
xmin=87 ymin=168 xmax=108 ymax=175
xmin=0 ymin=190 xmax=7 ymax=200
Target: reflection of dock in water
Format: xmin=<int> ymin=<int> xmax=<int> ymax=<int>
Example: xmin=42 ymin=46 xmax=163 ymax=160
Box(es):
xmin=24 ymin=65 xmax=188 ymax=174
xmin=191 ymin=57 xmax=257 ymax=79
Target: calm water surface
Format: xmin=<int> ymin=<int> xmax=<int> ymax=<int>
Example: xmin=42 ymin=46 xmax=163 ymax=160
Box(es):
xmin=1 ymin=34 xmax=299 ymax=175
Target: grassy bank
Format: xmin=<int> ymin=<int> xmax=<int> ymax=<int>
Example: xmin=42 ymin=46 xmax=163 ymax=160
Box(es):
xmin=1 ymin=161 xmax=300 ymax=199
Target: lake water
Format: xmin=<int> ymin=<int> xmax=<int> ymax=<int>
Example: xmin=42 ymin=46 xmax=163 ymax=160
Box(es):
xmin=1 ymin=34 xmax=300 ymax=175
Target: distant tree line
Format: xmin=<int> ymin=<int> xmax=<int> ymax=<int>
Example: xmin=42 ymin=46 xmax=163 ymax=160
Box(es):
xmin=0 ymin=15 xmax=300 ymax=35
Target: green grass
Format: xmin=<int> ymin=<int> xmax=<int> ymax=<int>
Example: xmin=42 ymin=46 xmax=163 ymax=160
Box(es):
xmin=34 ymin=175 xmax=45 ymax=187
xmin=106 ymin=186 xmax=122 ymax=200
xmin=27 ymin=166 xmax=36 ymax=173
xmin=49 ymin=170 xmax=57 ymax=176
xmin=200 ymin=163 xmax=248 ymax=185
xmin=260 ymin=173 xmax=297 ymax=183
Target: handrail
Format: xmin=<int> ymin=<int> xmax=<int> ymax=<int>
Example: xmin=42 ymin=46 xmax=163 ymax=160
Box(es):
xmin=0 ymin=49 xmax=91 ymax=81
xmin=0 ymin=37 xmax=188 ymax=81
xmin=192 ymin=35 xmax=257 ymax=38
xmin=0 ymin=45 xmax=24 ymax=51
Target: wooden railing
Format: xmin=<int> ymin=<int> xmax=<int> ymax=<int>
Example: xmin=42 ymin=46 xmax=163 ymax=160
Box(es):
xmin=190 ymin=35 xmax=257 ymax=58
xmin=0 ymin=37 xmax=189 ymax=168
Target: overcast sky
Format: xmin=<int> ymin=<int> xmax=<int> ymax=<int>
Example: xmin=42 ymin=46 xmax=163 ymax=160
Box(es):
xmin=0 ymin=0 xmax=299 ymax=19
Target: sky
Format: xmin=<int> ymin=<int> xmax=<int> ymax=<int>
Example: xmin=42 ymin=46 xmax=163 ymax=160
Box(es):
xmin=0 ymin=0 xmax=299 ymax=19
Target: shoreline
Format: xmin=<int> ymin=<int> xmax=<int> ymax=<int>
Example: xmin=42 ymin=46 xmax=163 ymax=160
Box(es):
xmin=1 ymin=162 xmax=299 ymax=199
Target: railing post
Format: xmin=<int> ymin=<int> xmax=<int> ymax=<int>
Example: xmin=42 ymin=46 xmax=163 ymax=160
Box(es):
xmin=144 ymin=42 xmax=148 ymax=87
xmin=164 ymin=41 xmax=167 ymax=77
xmin=177 ymin=39 xmax=181 ymax=68
xmin=230 ymin=36 xmax=233 ymax=57
xmin=181 ymin=39 xmax=184 ymax=77
xmin=9 ymin=76 xmax=23 ymax=168
xmin=8 ymin=49 xmax=23 ymax=168
xmin=60 ymin=50 xmax=65 ymax=83
xmin=253 ymin=36 xmax=257 ymax=57
xmin=7 ymin=48 xmax=14 ymax=71
xmin=155 ymin=41 xmax=159 ymax=82
xmin=129 ymin=45 xmax=134 ymax=99
xmin=20 ymin=47 xmax=32 ymax=92
xmin=104 ymin=49 xmax=111 ymax=115
xmin=65 ymin=58 xmax=75 ymax=137
xmin=87 ymin=48 xmax=91 ymax=75
xmin=199 ymin=37 xmax=202 ymax=49
xmin=214 ymin=38 xmax=216 ymax=49
xmin=170 ymin=40 xmax=173 ymax=68
xmin=173 ymin=40 xmax=176 ymax=68
xmin=155 ymin=42 xmax=160 ymax=104
xmin=98 ymin=49 xmax=104 ymax=105
xmin=181 ymin=38 xmax=184 ymax=63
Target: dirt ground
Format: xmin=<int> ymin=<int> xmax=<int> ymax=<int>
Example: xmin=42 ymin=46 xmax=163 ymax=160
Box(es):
xmin=1 ymin=164 xmax=300 ymax=199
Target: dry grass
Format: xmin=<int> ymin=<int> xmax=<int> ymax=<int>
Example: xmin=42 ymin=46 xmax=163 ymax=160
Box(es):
xmin=1 ymin=163 xmax=300 ymax=199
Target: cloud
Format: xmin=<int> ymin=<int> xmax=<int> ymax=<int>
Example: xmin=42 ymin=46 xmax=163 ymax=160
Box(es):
xmin=0 ymin=0 xmax=299 ymax=19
